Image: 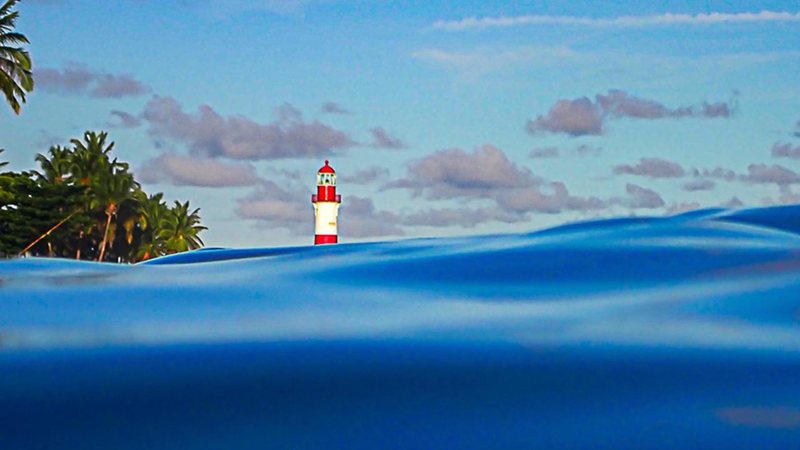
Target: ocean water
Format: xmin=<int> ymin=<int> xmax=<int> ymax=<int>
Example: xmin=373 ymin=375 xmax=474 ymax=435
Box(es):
xmin=2 ymin=205 xmax=800 ymax=449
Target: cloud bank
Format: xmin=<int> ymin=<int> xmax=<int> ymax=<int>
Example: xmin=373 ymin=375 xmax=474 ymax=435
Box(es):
xmin=386 ymin=145 xmax=538 ymax=199
xmin=139 ymin=153 xmax=260 ymax=187
xmin=142 ymin=97 xmax=353 ymax=160
xmin=37 ymin=63 xmax=150 ymax=98
xmin=613 ymin=157 xmax=685 ymax=178
xmin=527 ymin=90 xmax=731 ymax=136
xmin=772 ymin=142 xmax=800 ymax=159
xmin=340 ymin=166 xmax=390 ymax=185
xmin=340 ymin=196 xmax=405 ymax=238
xmin=623 ymin=183 xmax=665 ymax=209
xmin=433 ymin=11 xmax=800 ymax=31
xmin=386 ymin=145 xmax=607 ymax=218
xmin=682 ymin=178 xmax=716 ymax=191
xmin=235 ymin=181 xmax=309 ymax=227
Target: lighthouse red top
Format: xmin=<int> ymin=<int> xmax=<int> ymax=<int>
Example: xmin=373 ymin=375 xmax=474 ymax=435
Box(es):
xmin=318 ymin=160 xmax=335 ymax=174
xmin=312 ymin=160 xmax=341 ymax=203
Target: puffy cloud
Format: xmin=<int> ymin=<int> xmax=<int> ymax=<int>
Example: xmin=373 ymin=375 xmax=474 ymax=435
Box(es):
xmin=771 ymin=142 xmax=800 ymax=159
xmin=386 ymin=145 xmax=606 ymax=218
xmin=597 ymin=90 xmax=730 ymax=119
xmin=320 ymin=101 xmax=351 ymax=115
xmin=693 ymin=167 xmax=738 ymax=181
xmin=682 ymin=178 xmax=716 ymax=191
xmin=527 ymin=90 xmax=731 ymax=136
xmin=37 ymin=63 xmax=150 ymax=98
xmin=142 ymin=97 xmax=353 ymax=160
xmin=599 ymin=91 xmax=688 ymax=119
xmin=369 ymin=127 xmax=406 ymax=149
xmin=687 ymin=163 xmax=800 ymax=187
xmin=741 ymin=163 xmax=800 ymax=185
xmin=613 ymin=157 xmax=685 ymax=178
xmin=623 ymin=183 xmax=665 ymax=209
xmin=386 ymin=145 xmax=539 ymax=199
xmin=340 ymin=196 xmax=404 ymax=238
xmin=106 ymin=110 xmax=142 ymax=128
xmin=339 ymin=166 xmax=390 ymax=185
xmin=235 ymin=181 xmax=308 ymax=227
xmin=433 ymin=11 xmax=800 ymax=32
xmin=139 ymin=153 xmax=260 ymax=187
xmin=494 ymin=182 xmax=607 ymax=214
xmin=526 ymin=97 xmax=604 ymax=136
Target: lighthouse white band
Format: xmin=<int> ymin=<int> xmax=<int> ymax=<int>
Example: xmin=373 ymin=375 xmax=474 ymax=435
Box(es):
xmin=314 ymin=202 xmax=340 ymax=236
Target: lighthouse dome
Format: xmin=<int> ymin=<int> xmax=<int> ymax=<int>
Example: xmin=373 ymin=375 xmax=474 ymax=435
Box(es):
xmin=318 ymin=160 xmax=335 ymax=174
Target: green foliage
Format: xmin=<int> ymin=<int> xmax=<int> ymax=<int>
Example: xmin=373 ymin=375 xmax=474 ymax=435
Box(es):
xmin=34 ymin=145 xmax=72 ymax=184
xmin=134 ymin=192 xmax=168 ymax=260
xmin=158 ymin=201 xmax=207 ymax=253
xmin=0 ymin=0 xmax=33 ymax=115
xmin=0 ymin=131 xmax=207 ymax=262
xmin=0 ymin=171 xmax=88 ymax=257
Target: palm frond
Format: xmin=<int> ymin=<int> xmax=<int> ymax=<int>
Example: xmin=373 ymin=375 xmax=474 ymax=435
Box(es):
xmin=0 ymin=0 xmax=32 ymax=114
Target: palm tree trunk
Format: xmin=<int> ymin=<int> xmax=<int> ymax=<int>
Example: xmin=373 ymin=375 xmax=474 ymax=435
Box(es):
xmin=18 ymin=210 xmax=80 ymax=257
xmin=98 ymin=211 xmax=113 ymax=262
xmin=76 ymin=230 xmax=83 ymax=260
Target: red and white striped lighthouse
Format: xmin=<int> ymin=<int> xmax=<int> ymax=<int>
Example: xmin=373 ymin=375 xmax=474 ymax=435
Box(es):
xmin=311 ymin=160 xmax=341 ymax=245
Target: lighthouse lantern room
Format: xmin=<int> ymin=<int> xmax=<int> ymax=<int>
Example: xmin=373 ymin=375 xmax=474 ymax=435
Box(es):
xmin=311 ymin=160 xmax=341 ymax=245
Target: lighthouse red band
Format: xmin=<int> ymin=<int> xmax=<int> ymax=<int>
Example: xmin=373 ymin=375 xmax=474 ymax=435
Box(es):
xmin=311 ymin=160 xmax=341 ymax=245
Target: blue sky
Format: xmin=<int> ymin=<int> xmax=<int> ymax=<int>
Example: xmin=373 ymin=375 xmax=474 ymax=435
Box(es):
xmin=2 ymin=0 xmax=800 ymax=247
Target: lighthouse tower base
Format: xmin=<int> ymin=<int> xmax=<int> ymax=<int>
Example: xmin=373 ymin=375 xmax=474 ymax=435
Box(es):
xmin=313 ymin=200 xmax=340 ymax=246
xmin=315 ymin=234 xmax=338 ymax=245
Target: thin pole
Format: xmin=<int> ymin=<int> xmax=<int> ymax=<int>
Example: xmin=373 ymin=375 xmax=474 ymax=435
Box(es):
xmin=18 ymin=210 xmax=80 ymax=257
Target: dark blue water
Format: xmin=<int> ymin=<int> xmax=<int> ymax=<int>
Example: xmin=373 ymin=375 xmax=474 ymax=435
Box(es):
xmin=2 ymin=205 xmax=800 ymax=449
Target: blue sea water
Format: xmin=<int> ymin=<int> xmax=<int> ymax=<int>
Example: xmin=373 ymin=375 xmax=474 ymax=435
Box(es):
xmin=2 ymin=205 xmax=800 ymax=449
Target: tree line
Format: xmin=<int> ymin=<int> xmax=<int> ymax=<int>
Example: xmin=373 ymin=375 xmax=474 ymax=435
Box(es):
xmin=0 ymin=131 xmax=206 ymax=262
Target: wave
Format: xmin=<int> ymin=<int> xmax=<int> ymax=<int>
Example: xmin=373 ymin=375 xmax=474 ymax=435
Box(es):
xmin=2 ymin=205 xmax=800 ymax=448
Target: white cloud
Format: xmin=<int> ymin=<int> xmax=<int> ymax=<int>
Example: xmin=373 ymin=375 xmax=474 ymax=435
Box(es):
xmin=139 ymin=153 xmax=260 ymax=187
xmin=142 ymin=97 xmax=353 ymax=160
xmin=433 ymin=11 xmax=800 ymax=32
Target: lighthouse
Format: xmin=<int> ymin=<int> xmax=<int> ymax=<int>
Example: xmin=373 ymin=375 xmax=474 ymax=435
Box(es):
xmin=311 ymin=160 xmax=341 ymax=245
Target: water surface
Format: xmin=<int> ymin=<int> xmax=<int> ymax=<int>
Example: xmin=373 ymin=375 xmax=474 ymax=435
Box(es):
xmin=2 ymin=205 xmax=800 ymax=449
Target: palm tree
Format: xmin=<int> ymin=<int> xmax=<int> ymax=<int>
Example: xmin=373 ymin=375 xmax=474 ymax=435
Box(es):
xmin=34 ymin=145 xmax=72 ymax=183
xmin=0 ymin=0 xmax=33 ymax=115
xmin=0 ymin=148 xmax=7 ymax=169
xmin=70 ymin=131 xmax=115 ymax=185
xmin=134 ymin=192 xmax=168 ymax=261
xmin=93 ymin=168 xmax=137 ymax=262
xmin=159 ymin=201 xmax=206 ymax=254
xmin=68 ymin=131 xmax=119 ymax=259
